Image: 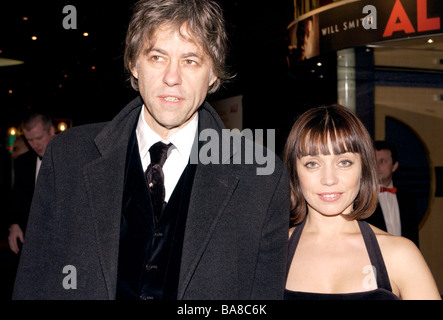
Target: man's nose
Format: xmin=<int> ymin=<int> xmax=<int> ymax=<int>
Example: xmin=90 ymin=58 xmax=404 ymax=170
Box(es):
xmin=163 ymin=62 xmax=182 ymax=86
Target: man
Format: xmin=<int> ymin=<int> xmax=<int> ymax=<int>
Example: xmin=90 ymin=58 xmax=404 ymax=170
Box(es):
xmin=290 ymin=15 xmax=318 ymax=63
xmin=8 ymin=113 xmax=55 ymax=254
xmin=366 ymin=140 xmax=419 ymax=247
xmin=13 ymin=0 xmax=290 ymax=300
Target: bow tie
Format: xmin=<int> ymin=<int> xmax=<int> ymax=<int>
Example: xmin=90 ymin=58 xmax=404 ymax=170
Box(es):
xmin=380 ymin=186 xmax=397 ymax=194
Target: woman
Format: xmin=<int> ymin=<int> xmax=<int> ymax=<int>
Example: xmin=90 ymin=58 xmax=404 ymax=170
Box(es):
xmin=283 ymin=104 xmax=440 ymax=300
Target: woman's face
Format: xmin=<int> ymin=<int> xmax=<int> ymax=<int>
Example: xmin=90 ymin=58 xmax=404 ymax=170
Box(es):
xmin=296 ymin=147 xmax=362 ymax=217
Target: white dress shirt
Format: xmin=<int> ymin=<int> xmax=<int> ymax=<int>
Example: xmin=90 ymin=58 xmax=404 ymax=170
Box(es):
xmin=35 ymin=157 xmax=42 ymax=185
xmin=378 ymin=182 xmax=402 ymax=236
xmin=136 ymin=105 xmax=198 ymax=202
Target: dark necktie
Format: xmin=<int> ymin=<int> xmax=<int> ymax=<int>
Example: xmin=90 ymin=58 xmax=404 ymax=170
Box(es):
xmin=145 ymin=141 xmax=172 ymax=222
xmin=380 ymin=186 xmax=397 ymax=194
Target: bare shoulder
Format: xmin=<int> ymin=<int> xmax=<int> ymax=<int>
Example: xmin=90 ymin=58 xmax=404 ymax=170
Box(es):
xmin=367 ymin=223 xmax=424 ymax=284
xmin=367 ymin=223 xmax=441 ymax=299
xmin=368 ymin=224 xmax=419 ymax=259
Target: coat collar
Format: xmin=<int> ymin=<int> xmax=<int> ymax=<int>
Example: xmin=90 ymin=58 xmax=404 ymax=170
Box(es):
xmin=94 ymin=95 xmax=143 ymax=156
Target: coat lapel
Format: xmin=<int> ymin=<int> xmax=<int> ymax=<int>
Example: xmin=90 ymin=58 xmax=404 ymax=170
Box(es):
xmin=177 ymin=164 xmax=239 ymax=298
xmin=177 ymin=102 xmax=240 ymax=299
xmin=82 ymin=96 xmax=142 ymax=298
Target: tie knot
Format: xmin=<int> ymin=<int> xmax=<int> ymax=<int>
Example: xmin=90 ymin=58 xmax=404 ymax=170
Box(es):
xmin=380 ymin=186 xmax=397 ymax=194
xmin=149 ymin=141 xmax=172 ymax=168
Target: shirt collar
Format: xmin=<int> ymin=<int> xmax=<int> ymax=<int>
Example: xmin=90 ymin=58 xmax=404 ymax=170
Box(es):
xmin=136 ymin=105 xmax=198 ymax=162
xmin=380 ymin=181 xmax=394 ymax=188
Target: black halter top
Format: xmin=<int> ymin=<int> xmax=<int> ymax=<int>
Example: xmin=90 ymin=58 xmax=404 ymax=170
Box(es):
xmin=284 ymin=218 xmax=400 ymax=300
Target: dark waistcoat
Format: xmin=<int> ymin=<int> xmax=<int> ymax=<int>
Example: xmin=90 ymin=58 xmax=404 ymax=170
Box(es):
xmin=116 ymin=130 xmax=196 ymax=300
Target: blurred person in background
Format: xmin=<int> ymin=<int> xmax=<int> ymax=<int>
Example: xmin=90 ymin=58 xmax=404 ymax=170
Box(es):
xmin=8 ymin=112 xmax=55 ymax=254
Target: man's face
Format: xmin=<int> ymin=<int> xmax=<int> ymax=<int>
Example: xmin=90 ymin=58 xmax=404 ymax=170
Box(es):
xmin=375 ymin=149 xmax=398 ymax=186
xmin=23 ymin=122 xmax=55 ymax=157
xmin=131 ymin=23 xmax=217 ymax=139
xmin=297 ymin=20 xmax=313 ymax=60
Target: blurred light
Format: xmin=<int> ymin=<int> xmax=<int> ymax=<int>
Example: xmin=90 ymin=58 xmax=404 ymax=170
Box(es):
xmin=8 ymin=127 xmax=17 ymax=136
xmin=23 ymin=17 xmax=29 ymax=21
xmin=31 ymin=36 xmax=38 ymax=40
xmin=57 ymin=122 xmax=68 ymax=132
xmin=83 ymin=32 xmax=89 ymax=37
xmin=7 ymin=130 xmax=17 ymax=154
xmin=317 ymin=62 xmax=322 ymax=67
xmin=91 ymin=66 xmax=96 ymax=70
xmin=0 ymin=58 xmax=24 ymax=66
xmin=427 ymin=38 xmax=434 ymax=44
xmin=8 ymin=89 xmax=13 ymax=94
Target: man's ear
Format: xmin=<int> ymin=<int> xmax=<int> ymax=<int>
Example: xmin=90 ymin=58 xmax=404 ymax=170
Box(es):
xmin=208 ymin=70 xmax=217 ymax=87
xmin=50 ymin=125 xmax=56 ymax=137
xmin=392 ymin=161 xmax=399 ymax=173
xmin=130 ymin=61 xmax=139 ymax=79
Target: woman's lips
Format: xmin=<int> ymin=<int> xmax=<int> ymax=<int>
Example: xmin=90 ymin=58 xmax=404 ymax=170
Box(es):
xmin=318 ymin=192 xmax=343 ymax=202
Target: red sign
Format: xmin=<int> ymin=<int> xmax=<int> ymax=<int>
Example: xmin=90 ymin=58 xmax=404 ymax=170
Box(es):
xmin=383 ymin=0 xmax=440 ymax=37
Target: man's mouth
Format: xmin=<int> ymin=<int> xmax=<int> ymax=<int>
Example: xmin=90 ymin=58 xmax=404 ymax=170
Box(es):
xmin=163 ymin=96 xmax=180 ymax=102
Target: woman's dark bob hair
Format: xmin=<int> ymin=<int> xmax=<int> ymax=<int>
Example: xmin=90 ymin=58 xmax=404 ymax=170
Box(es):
xmin=283 ymin=104 xmax=378 ymax=225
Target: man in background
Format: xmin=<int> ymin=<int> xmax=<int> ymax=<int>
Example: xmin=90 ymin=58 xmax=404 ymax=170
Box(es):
xmin=366 ymin=140 xmax=419 ymax=247
xmin=8 ymin=112 xmax=55 ymax=254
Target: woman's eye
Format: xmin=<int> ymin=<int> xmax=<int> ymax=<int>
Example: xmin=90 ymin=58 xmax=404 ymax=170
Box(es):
xmin=305 ymin=161 xmax=318 ymax=168
xmin=339 ymin=159 xmax=353 ymax=167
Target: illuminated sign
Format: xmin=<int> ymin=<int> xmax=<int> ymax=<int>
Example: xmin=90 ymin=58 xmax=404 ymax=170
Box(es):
xmin=288 ymin=0 xmax=442 ymax=62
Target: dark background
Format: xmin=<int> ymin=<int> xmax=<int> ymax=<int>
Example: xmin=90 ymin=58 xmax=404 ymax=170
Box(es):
xmin=0 ymin=0 xmax=339 ymax=300
xmin=1 ymin=0 xmax=440 ymax=300
xmin=0 ymin=0 xmax=338 ymax=156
